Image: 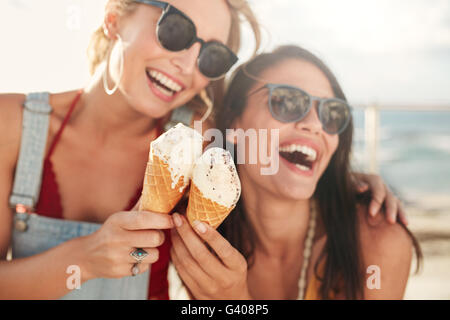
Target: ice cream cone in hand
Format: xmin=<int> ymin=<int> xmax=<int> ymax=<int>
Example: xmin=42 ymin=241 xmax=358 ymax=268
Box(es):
xmin=187 ymin=148 xmax=241 ymax=229
xmin=140 ymin=123 xmax=203 ymax=214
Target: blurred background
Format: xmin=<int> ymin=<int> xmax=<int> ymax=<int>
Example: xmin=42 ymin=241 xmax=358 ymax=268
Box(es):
xmin=1 ymin=0 xmax=449 ymax=299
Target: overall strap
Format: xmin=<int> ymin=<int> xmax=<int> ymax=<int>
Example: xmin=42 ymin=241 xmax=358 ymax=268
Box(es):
xmin=163 ymin=105 xmax=194 ymax=132
xmin=9 ymin=92 xmax=53 ymax=211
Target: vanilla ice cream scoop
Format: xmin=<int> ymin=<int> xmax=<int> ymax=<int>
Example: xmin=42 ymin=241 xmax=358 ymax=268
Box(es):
xmin=192 ymin=147 xmax=241 ymax=208
xmin=151 ymin=123 xmax=203 ymax=191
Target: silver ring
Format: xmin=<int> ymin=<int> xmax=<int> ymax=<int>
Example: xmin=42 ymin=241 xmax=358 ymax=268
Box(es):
xmin=131 ymin=263 xmax=140 ymax=277
xmin=130 ymin=248 xmax=148 ymax=262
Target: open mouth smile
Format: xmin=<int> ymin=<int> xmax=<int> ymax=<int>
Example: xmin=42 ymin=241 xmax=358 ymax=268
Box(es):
xmin=279 ymin=143 xmax=319 ymax=175
xmin=146 ymin=68 xmax=185 ymax=102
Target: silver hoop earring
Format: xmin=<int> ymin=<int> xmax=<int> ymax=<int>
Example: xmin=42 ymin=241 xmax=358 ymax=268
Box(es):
xmin=103 ymin=34 xmax=124 ymax=96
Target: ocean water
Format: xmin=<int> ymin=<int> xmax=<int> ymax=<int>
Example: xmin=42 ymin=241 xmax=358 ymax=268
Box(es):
xmin=351 ymin=110 xmax=450 ymax=206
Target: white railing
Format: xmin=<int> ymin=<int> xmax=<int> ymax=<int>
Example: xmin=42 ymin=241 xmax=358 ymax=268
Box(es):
xmin=355 ymin=104 xmax=450 ymax=174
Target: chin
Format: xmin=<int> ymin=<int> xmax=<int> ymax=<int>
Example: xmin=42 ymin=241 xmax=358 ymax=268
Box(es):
xmin=124 ymin=83 xmax=188 ymax=119
xmin=275 ymin=179 xmax=317 ymax=201
xmin=143 ymin=104 xmax=173 ymax=118
xmin=131 ymin=95 xmax=175 ymax=119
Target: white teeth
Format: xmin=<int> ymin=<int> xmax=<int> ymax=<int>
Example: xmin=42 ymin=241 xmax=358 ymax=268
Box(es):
xmin=295 ymin=164 xmax=311 ymax=171
xmin=160 ymin=77 xmax=168 ymax=86
xmin=147 ymin=69 xmax=183 ymax=93
xmin=155 ymin=83 xmax=174 ymax=97
xmin=279 ymin=144 xmax=317 ymax=161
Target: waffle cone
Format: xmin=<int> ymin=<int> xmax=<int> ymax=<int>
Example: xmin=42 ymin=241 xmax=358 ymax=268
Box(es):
xmin=139 ymin=155 xmax=187 ymax=214
xmin=187 ymin=182 xmax=233 ymax=229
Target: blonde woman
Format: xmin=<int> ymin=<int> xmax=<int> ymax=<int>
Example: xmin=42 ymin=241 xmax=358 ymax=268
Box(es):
xmin=0 ymin=0 xmax=260 ymax=299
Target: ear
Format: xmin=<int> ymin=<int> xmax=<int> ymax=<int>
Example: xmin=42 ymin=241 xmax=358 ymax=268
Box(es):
xmin=103 ymin=11 xmax=120 ymax=40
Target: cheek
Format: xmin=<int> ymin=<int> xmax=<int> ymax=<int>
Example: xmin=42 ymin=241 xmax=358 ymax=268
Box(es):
xmin=322 ymin=135 xmax=339 ymax=166
xmin=330 ymin=136 xmax=339 ymax=155
xmin=234 ymin=110 xmax=281 ymax=172
xmin=173 ymin=74 xmax=209 ymax=111
xmin=125 ymin=32 xmax=163 ymax=68
xmin=123 ymin=10 xmax=161 ymax=55
xmin=190 ymin=74 xmax=210 ymax=93
xmin=239 ymin=103 xmax=276 ymax=131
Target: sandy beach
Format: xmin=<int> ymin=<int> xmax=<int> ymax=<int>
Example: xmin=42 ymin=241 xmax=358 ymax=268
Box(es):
xmin=403 ymin=197 xmax=450 ymax=300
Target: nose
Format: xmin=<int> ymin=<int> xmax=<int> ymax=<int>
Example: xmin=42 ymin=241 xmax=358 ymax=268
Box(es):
xmin=294 ymin=102 xmax=323 ymax=134
xmin=170 ymin=42 xmax=201 ymax=75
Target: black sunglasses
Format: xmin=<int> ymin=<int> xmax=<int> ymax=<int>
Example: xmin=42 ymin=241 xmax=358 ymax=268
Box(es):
xmin=249 ymin=83 xmax=352 ymax=135
xmin=134 ymin=0 xmax=238 ymax=80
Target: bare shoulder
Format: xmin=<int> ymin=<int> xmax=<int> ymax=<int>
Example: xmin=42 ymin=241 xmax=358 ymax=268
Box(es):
xmin=0 ymin=93 xmax=26 ymax=124
xmin=0 ymin=93 xmax=27 ymax=257
xmin=0 ymin=93 xmax=27 ymax=166
xmin=357 ymin=204 xmax=413 ymax=299
xmin=357 ymin=204 xmax=413 ymax=254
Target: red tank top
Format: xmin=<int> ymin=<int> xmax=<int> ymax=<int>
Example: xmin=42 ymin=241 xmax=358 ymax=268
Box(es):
xmin=34 ymin=90 xmax=171 ymax=300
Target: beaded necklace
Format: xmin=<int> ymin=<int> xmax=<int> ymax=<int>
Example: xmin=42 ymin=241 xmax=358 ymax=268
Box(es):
xmin=297 ymin=200 xmax=317 ymax=300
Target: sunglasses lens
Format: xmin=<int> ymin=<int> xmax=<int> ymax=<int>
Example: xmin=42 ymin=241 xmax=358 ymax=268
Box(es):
xmin=158 ymin=13 xmax=195 ymax=51
xmin=270 ymin=87 xmax=311 ymax=122
xmin=198 ymin=42 xmax=238 ymax=79
xmin=319 ymin=100 xmax=350 ymax=134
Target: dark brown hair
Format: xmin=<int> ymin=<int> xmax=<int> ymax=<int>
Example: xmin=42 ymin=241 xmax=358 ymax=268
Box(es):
xmin=216 ymin=45 xmax=422 ymax=299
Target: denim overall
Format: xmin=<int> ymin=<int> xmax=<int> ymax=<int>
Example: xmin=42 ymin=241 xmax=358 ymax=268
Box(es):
xmin=9 ymin=92 xmax=193 ymax=299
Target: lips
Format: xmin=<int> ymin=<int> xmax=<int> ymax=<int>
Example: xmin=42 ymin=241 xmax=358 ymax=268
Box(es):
xmin=146 ymin=68 xmax=185 ymax=102
xmin=279 ymin=151 xmax=314 ymax=170
xmin=278 ymin=139 xmax=321 ymax=175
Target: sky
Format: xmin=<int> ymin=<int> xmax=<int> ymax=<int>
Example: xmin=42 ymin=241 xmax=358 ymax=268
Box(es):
xmin=1 ymin=0 xmax=449 ymax=106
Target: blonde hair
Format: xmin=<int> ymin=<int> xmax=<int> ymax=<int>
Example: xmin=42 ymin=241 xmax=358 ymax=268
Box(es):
xmin=87 ymin=0 xmax=261 ymax=121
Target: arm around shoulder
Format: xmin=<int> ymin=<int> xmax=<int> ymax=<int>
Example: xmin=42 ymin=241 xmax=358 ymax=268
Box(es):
xmin=0 ymin=93 xmax=25 ymax=259
xmin=358 ymin=205 xmax=414 ymax=299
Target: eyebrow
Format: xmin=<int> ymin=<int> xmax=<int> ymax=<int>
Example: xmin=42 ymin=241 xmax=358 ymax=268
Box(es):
xmin=247 ymin=85 xmax=268 ymax=98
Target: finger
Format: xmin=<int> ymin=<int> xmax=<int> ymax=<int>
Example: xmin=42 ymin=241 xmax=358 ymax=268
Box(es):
xmin=109 ymin=260 xmax=151 ymax=279
xmin=172 ymin=213 xmax=225 ymax=278
xmin=384 ymin=192 xmax=398 ymax=224
xmin=352 ymin=172 xmax=368 ymax=192
xmin=127 ymin=230 xmax=165 ymax=248
xmin=170 ymin=247 xmax=203 ymax=299
xmin=127 ymin=261 xmax=151 ymax=277
xmin=170 ymin=228 xmax=214 ymax=286
xmin=398 ymin=201 xmax=409 ymax=226
xmin=189 ymin=218 xmax=246 ymax=271
xmin=357 ymin=182 xmax=369 ymax=193
xmin=369 ymin=179 xmax=387 ymax=216
xmin=128 ymin=248 xmax=160 ymax=264
xmin=114 ymin=211 xmax=174 ymax=231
